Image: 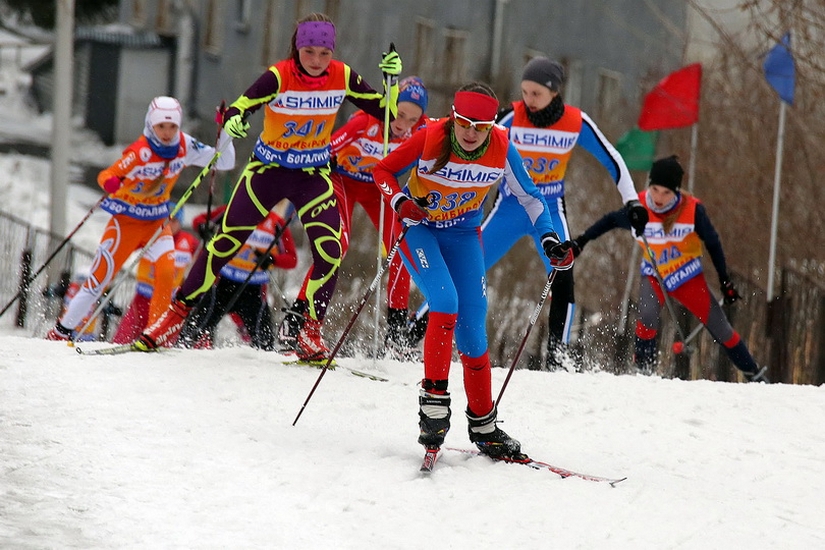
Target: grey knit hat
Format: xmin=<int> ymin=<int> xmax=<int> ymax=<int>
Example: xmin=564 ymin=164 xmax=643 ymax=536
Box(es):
xmin=522 ymin=57 xmax=565 ymax=92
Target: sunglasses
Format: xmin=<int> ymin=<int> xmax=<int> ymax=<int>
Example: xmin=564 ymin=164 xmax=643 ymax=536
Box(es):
xmin=451 ymin=108 xmax=496 ymax=132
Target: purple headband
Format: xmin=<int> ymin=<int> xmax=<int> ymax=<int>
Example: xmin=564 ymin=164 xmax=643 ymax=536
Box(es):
xmin=296 ymin=21 xmax=336 ymax=51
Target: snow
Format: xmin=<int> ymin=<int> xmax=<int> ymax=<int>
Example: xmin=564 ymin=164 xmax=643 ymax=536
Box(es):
xmin=2 ymin=28 xmax=825 ymax=550
xmin=2 ymin=336 xmax=825 ymax=549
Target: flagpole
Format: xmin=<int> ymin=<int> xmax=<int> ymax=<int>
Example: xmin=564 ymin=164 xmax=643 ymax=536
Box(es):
xmin=687 ymin=124 xmax=698 ymax=193
xmin=766 ymin=100 xmax=786 ymax=302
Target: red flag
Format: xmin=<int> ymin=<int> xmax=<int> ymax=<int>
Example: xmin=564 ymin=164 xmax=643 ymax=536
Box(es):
xmin=638 ymin=63 xmax=702 ymax=131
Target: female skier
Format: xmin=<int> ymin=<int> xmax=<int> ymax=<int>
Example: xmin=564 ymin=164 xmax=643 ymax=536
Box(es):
xmin=135 ymin=12 xmax=402 ymax=362
xmin=373 ymin=82 xmax=572 ymax=460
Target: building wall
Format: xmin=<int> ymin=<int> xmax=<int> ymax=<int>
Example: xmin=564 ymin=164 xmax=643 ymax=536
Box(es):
xmin=116 ymin=0 xmax=687 ymax=134
xmin=115 ymin=48 xmax=172 ymax=144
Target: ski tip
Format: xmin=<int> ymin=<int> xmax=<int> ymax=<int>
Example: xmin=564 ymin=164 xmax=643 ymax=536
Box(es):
xmin=609 ymin=477 xmax=629 ymax=488
xmin=420 ymin=446 xmax=440 ymax=473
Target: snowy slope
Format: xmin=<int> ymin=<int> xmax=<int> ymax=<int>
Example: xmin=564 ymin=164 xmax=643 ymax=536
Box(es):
xmin=2 ymin=331 xmax=824 ymax=549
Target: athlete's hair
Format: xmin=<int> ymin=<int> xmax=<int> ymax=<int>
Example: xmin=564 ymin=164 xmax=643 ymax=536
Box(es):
xmin=287 ymin=13 xmax=334 ymax=63
xmin=428 ymin=82 xmax=497 ymax=175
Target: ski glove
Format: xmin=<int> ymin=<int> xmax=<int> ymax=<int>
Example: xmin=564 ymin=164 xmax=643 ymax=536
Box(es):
xmin=720 ymin=279 xmax=741 ymax=305
xmin=541 ymin=232 xmax=575 ymax=271
xmin=394 ymin=196 xmax=428 ymax=226
xmin=224 ymin=113 xmax=250 ymax=139
xmin=197 ymin=221 xmax=217 ymax=243
xmin=379 ymin=50 xmax=403 ymax=76
xmin=103 ymin=176 xmax=123 ymax=194
xmin=625 ymin=200 xmax=649 ymax=237
xmin=569 ymin=235 xmax=589 ymax=258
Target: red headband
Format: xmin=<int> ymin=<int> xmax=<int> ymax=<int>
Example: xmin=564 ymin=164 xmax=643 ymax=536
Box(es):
xmin=453 ymin=91 xmax=498 ymax=121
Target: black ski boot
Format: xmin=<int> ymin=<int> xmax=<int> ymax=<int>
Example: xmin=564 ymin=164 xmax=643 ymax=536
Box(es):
xmin=418 ymin=380 xmax=451 ymax=448
xmin=278 ymin=298 xmax=307 ymax=352
xmin=467 ymin=407 xmax=525 ymax=460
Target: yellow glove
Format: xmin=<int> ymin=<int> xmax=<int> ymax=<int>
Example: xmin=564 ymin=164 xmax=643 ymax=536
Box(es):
xmin=224 ymin=113 xmax=250 ymax=139
xmin=378 ymin=50 xmax=402 ymax=76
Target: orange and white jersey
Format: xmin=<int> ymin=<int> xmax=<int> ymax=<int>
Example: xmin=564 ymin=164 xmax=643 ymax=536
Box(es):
xmin=332 ymin=110 xmax=427 ymax=183
xmin=406 ymin=120 xmax=508 ymax=223
xmin=252 ymin=59 xmax=348 ymax=168
xmin=499 ymin=101 xmax=636 ymax=204
xmin=374 ymin=118 xmax=553 ymax=234
xmin=636 ymin=190 xmax=705 ymax=291
xmin=508 ymin=102 xmax=582 ymax=186
xmin=98 ymin=133 xmax=231 ymax=220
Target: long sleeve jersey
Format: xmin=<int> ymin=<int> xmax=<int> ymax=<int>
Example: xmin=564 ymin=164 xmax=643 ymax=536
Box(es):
xmin=98 ymin=131 xmax=235 ymax=221
xmin=579 ymin=191 xmax=731 ymax=288
xmin=498 ymin=102 xmax=636 ymax=205
xmin=223 ymin=58 xmax=388 ymax=169
xmin=373 ymin=118 xmax=554 ymax=235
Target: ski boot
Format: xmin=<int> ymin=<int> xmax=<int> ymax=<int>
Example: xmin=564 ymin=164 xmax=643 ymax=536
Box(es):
xmin=278 ymin=298 xmax=307 ymax=352
xmin=295 ymin=316 xmax=330 ymax=362
xmin=467 ymin=407 xmax=526 ymax=461
xmin=418 ymin=380 xmax=451 ymax=448
xmin=135 ymin=298 xmax=192 ymax=350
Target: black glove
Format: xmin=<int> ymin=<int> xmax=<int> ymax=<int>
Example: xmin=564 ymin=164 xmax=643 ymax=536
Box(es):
xmin=720 ymin=279 xmax=741 ymax=305
xmin=541 ymin=232 xmax=574 ymax=271
xmin=197 ymin=221 xmax=217 ymax=242
xmin=254 ymin=250 xmax=275 ymax=270
xmin=569 ymin=235 xmax=589 ymax=258
xmin=625 ymin=200 xmax=649 ymax=237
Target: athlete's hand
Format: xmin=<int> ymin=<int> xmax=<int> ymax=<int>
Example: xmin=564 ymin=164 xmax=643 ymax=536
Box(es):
xmin=542 ymin=232 xmax=574 ymax=271
xmin=224 ymin=113 xmax=250 ymax=139
xmin=625 ymin=200 xmax=649 ymax=237
xmin=394 ymin=196 xmax=428 ymax=226
xmin=103 ymin=176 xmax=123 ymax=194
xmin=379 ymin=50 xmax=402 ymax=77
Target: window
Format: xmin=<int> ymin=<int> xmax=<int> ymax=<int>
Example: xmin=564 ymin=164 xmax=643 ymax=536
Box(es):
xmin=155 ymin=0 xmax=174 ymax=35
xmin=131 ymin=0 xmax=146 ymax=28
xmin=203 ymin=0 xmax=225 ymax=56
xmin=562 ymin=59 xmax=583 ymax=107
xmin=294 ymin=0 xmax=312 ymax=21
xmin=261 ymin=0 xmax=283 ymax=67
xmin=235 ymin=0 xmax=252 ymax=32
xmin=413 ymin=17 xmax=436 ymax=80
xmin=442 ymin=28 xmax=468 ymax=87
xmin=597 ymin=68 xmax=622 ymax=120
xmin=324 ymin=0 xmax=340 ymax=23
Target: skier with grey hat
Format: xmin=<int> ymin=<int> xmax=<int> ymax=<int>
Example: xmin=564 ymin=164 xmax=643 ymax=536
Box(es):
xmin=482 ymin=56 xmax=645 ymax=370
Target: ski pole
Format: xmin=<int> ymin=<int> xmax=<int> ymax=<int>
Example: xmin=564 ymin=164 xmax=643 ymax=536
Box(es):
xmin=371 ymin=42 xmax=397 ymax=359
xmin=639 ymin=233 xmax=690 ymax=354
xmin=293 ymin=225 xmax=409 ymax=426
xmin=70 ymin=150 xmax=224 ymax=342
xmin=204 ymin=101 xmax=225 ymax=240
xmin=0 ymin=194 xmax=106 ymax=319
xmin=495 ymin=270 xmax=558 ymax=408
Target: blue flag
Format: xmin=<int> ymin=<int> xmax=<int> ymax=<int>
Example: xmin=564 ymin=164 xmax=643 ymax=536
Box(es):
xmin=763 ymin=32 xmax=795 ymax=105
